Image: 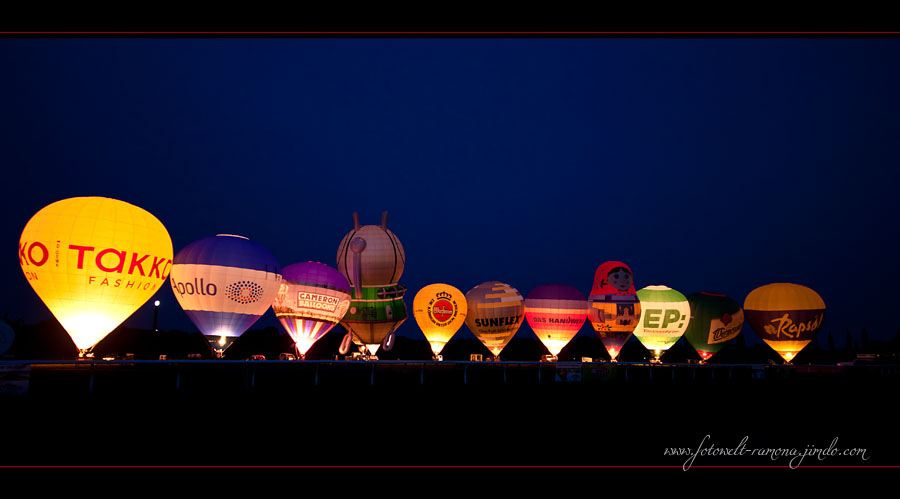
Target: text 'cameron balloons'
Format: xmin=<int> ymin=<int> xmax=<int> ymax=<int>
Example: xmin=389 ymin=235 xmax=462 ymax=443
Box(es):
xmin=19 ymin=197 xmax=173 ymax=356
xmin=684 ymin=292 xmax=744 ymax=362
xmin=413 ymin=283 xmax=468 ymax=358
xmin=633 ymin=285 xmax=690 ymax=362
xmin=744 ymin=283 xmax=825 ymax=364
xmin=273 ymin=262 xmax=351 ymax=358
xmin=170 ymin=234 xmax=281 ymax=356
xmin=465 ymin=282 xmax=524 ymax=358
xmin=587 ymin=261 xmax=641 ymax=361
xmin=525 ymin=284 xmax=587 ymax=358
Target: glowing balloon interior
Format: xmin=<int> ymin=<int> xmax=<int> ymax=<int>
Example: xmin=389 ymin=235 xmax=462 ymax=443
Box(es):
xmin=19 ymin=197 xmax=173 ymax=355
xmin=465 ymin=282 xmax=525 ymax=357
xmin=684 ymin=292 xmax=744 ymax=362
xmin=524 ymin=284 xmax=587 ymax=357
xmin=170 ymin=234 xmax=281 ymax=355
xmin=273 ymin=262 xmax=352 ymax=357
xmin=413 ymin=283 xmax=468 ymax=357
xmin=632 ymin=285 xmax=690 ymax=361
xmin=744 ymin=283 xmax=825 ymax=363
xmin=587 ymin=261 xmax=641 ymax=361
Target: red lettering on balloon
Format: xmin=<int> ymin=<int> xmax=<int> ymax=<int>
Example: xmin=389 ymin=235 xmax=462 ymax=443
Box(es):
xmin=96 ymin=248 xmax=126 ymax=273
xmin=129 ymin=253 xmax=149 ymax=276
xmin=27 ymin=242 xmax=49 ymax=266
xmin=69 ymin=245 xmax=95 ymax=269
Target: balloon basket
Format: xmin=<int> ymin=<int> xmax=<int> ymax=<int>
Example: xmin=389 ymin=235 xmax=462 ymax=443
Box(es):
xmin=432 ymin=354 xmax=443 ymax=361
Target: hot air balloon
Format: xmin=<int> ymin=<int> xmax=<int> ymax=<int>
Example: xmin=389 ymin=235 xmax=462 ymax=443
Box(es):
xmin=413 ymin=283 xmax=468 ymax=360
xmin=170 ymin=234 xmax=281 ymax=358
xmin=272 ymin=262 xmax=352 ymax=359
xmin=587 ymin=261 xmax=641 ymax=361
xmin=336 ymin=212 xmax=407 ymax=358
xmin=744 ymin=283 xmax=825 ymax=364
xmin=19 ymin=197 xmax=173 ymax=358
xmin=684 ymin=292 xmax=744 ymax=362
xmin=632 ymin=285 xmax=690 ymax=363
xmin=524 ymin=284 xmax=587 ymax=360
xmin=465 ymin=282 xmax=524 ymax=359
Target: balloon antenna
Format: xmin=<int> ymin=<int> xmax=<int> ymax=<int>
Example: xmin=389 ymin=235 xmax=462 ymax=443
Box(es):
xmin=381 ymin=211 xmax=389 ymax=229
xmin=352 ymin=212 xmax=360 ymax=231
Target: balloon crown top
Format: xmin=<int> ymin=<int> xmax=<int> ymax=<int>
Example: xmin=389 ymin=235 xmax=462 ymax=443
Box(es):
xmin=216 ymin=234 xmax=249 ymax=240
xmin=436 ymin=291 xmax=452 ymax=299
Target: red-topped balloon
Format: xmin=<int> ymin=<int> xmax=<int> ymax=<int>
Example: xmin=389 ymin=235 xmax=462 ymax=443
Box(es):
xmin=586 ymin=261 xmax=641 ymax=361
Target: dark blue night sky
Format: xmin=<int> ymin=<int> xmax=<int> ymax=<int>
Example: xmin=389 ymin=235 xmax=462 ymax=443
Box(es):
xmin=3 ymin=37 xmax=899 ymax=346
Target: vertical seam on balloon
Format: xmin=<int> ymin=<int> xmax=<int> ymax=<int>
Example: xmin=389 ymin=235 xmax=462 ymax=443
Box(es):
xmin=340 ymin=229 xmax=357 ymax=287
xmin=386 ymin=228 xmax=399 ymax=285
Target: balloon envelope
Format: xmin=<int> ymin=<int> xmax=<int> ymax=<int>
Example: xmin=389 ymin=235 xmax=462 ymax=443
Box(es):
xmin=632 ymin=285 xmax=690 ymax=360
xmin=525 ymin=284 xmax=587 ymax=357
xmin=684 ymin=292 xmax=744 ymax=361
xmin=587 ymin=261 xmax=641 ymax=360
xmin=19 ymin=197 xmax=173 ymax=352
xmin=340 ymin=285 xmax=407 ymax=354
xmin=170 ymin=235 xmax=281 ymax=344
xmin=744 ymin=283 xmax=825 ymax=363
xmin=465 ymin=282 xmax=525 ymax=357
xmin=337 ymin=224 xmax=405 ymax=287
xmin=273 ymin=262 xmax=352 ymax=356
xmin=413 ymin=283 xmax=468 ymax=356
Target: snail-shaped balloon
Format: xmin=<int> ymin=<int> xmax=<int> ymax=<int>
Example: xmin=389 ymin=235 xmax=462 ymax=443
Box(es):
xmin=336 ymin=212 xmax=407 ymax=357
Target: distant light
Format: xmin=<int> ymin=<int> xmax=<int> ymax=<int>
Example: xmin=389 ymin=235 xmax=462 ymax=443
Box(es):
xmin=154 ymin=300 xmax=160 ymax=307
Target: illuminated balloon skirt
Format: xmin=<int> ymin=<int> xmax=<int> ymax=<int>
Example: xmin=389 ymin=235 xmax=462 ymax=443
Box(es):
xmin=340 ymin=289 xmax=407 ymax=357
xmin=588 ymin=294 xmax=641 ymax=361
xmin=185 ymin=309 xmax=261 ymax=358
xmin=275 ymin=315 xmax=340 ymax=359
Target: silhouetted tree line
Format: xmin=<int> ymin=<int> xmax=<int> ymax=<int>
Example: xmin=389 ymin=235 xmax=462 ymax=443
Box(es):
xmin=3 ymin=319 xmax=900 ymax=364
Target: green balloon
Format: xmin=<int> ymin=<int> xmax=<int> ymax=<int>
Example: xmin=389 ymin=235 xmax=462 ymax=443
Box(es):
xmin=684 ymin=292 xmax=743 ymax=361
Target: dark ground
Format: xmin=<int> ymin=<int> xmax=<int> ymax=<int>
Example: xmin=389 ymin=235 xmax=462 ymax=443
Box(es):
xmin=1 ymin=360 xmax=897 ymax=469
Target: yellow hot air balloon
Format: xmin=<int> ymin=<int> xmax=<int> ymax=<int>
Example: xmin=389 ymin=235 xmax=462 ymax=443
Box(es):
xmin=744 ymin=283 xmax=825 ymax=364
xmin=19 ymin=197 xmax=173 ymax=357
xmin=413 ymin=283 xmax=468 ymax=359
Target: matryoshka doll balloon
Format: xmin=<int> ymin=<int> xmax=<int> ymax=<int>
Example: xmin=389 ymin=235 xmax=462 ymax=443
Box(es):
xmin=587 ymin=261 xmax=641 ymax=361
